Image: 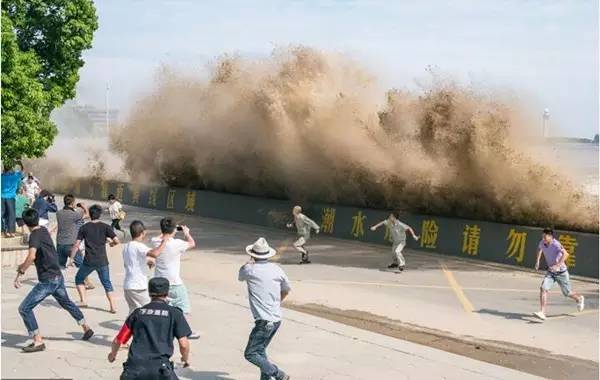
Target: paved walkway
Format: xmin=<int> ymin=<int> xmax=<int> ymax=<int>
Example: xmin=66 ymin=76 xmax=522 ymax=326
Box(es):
xmin=1 ymin=201 xmax=597 ymax=379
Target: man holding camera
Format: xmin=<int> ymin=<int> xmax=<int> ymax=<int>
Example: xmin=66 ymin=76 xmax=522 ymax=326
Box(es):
xmin=148 ymin=217 xmax=197 ymax=337
xmin=31 ymin=190 xmax=58 ymax=228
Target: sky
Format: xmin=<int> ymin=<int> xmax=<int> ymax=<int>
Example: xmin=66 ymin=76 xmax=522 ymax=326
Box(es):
xmin=74 ymin=0 xmax=599 ymax=138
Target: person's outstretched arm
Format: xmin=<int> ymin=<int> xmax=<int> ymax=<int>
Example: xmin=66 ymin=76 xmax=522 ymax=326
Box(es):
xmin=370 ymin=220 xmax=386 ymax=231
xmin=406 ymin=225 xmax=419 ymax=240
xmin=306 ymin=216 xmax=320 ymax=233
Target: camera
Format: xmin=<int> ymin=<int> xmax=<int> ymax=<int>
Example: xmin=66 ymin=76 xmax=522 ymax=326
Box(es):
xmin=176 ymin=225 xmax=183 ymax=231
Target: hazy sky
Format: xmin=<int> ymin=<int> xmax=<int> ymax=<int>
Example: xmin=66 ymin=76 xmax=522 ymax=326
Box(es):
xmin=75 ymin=0 xmax=599 ymax=138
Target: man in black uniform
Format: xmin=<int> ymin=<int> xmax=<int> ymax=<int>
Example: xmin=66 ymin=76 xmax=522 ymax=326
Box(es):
xmin=108 ymin=277 xmax=192 ymax=379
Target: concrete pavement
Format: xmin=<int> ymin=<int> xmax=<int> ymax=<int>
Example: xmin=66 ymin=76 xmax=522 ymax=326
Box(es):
xmin=2 ymin=201 xmax=597 ymax=379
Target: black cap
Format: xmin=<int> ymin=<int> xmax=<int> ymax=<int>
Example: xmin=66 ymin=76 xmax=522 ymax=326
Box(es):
xmin=148 ymin=277 xmax=170 ymax=296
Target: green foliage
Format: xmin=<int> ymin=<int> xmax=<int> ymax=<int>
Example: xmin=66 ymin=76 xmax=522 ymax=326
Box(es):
xmin=1 ymin=0 xmax=97 ymax=166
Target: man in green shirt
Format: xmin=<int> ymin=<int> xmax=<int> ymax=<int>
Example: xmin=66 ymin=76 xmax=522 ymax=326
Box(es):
xmin=15 ymin=187 xmax=29 ymax=237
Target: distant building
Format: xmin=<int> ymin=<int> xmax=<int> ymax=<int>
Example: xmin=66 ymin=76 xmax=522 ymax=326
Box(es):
xmin=594 ymin=134 xmax=599 ymax=144
xmin=51 ymin=101 xmax=119 ymax=137
xmin=73 ymin=104 xmax=119 ymax=132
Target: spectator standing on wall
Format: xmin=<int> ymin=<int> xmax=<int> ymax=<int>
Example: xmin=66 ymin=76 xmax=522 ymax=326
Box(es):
xmin=1 ymin=165 xmax=23 ymax=238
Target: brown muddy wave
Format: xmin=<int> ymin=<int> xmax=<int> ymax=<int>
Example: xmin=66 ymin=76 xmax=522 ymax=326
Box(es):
xmin=111 ymin=47 xmax=598 ymax=232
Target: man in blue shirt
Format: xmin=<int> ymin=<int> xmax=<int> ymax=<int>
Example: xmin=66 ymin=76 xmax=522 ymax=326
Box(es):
xmin=31 ymin=190 xmax=58 ymax=228
xmin=1 ymin=166 xmax=23 ymax=237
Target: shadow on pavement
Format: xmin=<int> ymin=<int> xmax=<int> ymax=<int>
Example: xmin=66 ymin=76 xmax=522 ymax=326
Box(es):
xmin=475 ymin=308 xmax=533 ymax=321
xmin=1 ymin=331 xmax=113 ymax=349
xmin=99 ymin=319 xmax=122 ymax=331
xmin=177 ymin=368 xmax=234 ymax=380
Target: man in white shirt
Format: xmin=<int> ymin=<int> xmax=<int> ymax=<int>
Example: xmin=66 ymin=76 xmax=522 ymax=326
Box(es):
xmin=122 ymin=220 xmax=167 ymax=314
xmin=149 ymin=217 xmax=195 ymax=318
xmin=238 ymin=237 xmax=291 ymax=380
xmin=21 ymin=173 xmax=41 ymax=205
xmin=107 ymin=194 xmax=125 ymax=236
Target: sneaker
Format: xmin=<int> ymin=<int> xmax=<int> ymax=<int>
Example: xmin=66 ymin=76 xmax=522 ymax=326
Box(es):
xmin=22 ymin=343 xmax=46 ymax=353
xmin=533 ymin=311 xmax=546 ymax=321
xmin=387 ymin=263 xmax=398 ymax=269
xmin=398 ymin=266 xmax=405 ymax=272
xmin=82 ymin=328 xmax=94 ymax=341
xmin=577 ymin=296 xmax=585 ymax=312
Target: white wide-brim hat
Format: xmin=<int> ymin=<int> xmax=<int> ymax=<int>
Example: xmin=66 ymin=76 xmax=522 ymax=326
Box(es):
xmin=245 ymin=237 xmax=277 ymax=259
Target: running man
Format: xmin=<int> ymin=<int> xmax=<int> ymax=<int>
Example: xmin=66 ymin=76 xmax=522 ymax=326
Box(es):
xmin=370 ymin=212 xmax=419 ymax=271
xmin=286 ymin=205 xmax=319 ymax=264
xmin=15 ymin=209 xmax=94 ymax=352
xmin=107 ymin=194 xmax=125 ymax=237
xmin=533 ymin=228 xmax=585 ymax=321
xmin=68 ymin=205 xmax=120 ymax=313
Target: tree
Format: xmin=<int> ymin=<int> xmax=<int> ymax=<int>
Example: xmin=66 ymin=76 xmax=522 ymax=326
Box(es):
xmin=1 ymin=0 xmax=97 ymax=167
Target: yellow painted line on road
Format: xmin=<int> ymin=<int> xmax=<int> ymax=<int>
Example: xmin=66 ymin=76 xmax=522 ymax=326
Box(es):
xmin=440 ymin=262 xmax=477 ymax=315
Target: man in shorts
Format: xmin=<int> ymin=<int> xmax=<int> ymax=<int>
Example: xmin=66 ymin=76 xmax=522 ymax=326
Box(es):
xmin=286 ymin=205 xmax=320 ymax=264
xmin=533 ymin=228 xmax=585 ymax=321
xmin=122 ymin=220 xmax=167 ymax=314
xmin=68 ymin=205 xmax=120 ymax=313
xmin=370 ymin=212 xmax=419 ymax=272
xmin=149 ymin=217 xmax=198 ymax=337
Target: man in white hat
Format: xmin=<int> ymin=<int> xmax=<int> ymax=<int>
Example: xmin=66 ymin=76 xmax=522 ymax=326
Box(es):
xmin=238 ymin=237 xmax=291 ymax=380
xmin=286 ymin=205 xmax=319 ymax=264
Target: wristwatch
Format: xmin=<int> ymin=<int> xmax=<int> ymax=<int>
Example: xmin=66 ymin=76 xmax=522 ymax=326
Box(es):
xmin=16 ymin=268 xmax=25 ymax=275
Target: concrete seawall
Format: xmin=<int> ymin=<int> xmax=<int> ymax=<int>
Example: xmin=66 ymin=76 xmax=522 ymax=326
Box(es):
xmin=56 ymin=178 xmax=599 ymax=278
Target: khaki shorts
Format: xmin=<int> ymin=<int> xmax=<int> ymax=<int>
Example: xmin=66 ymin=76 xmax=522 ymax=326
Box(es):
xmin=124 ymin=289 xmax=150 ymax=314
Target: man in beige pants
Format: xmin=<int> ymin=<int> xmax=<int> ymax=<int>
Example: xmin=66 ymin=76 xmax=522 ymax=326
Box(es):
xmin=287 ymin=206 xmax=320 ymax=264
xmin=371 ymin=212 xmax=419 ymax=272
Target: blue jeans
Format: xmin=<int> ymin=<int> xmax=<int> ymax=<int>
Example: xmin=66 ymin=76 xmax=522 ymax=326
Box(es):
xmin=75 ymin=263 xmax=114 ymax=292
xmin=57 ymin=244 xmax=83 ymax=268
xmin=244 ymin=320 xmax=285 ymax=380
xmin=1 ymin=197 xmax=16 ymax=233
xmin=18 ymin=276 xmax=85 ymax=336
